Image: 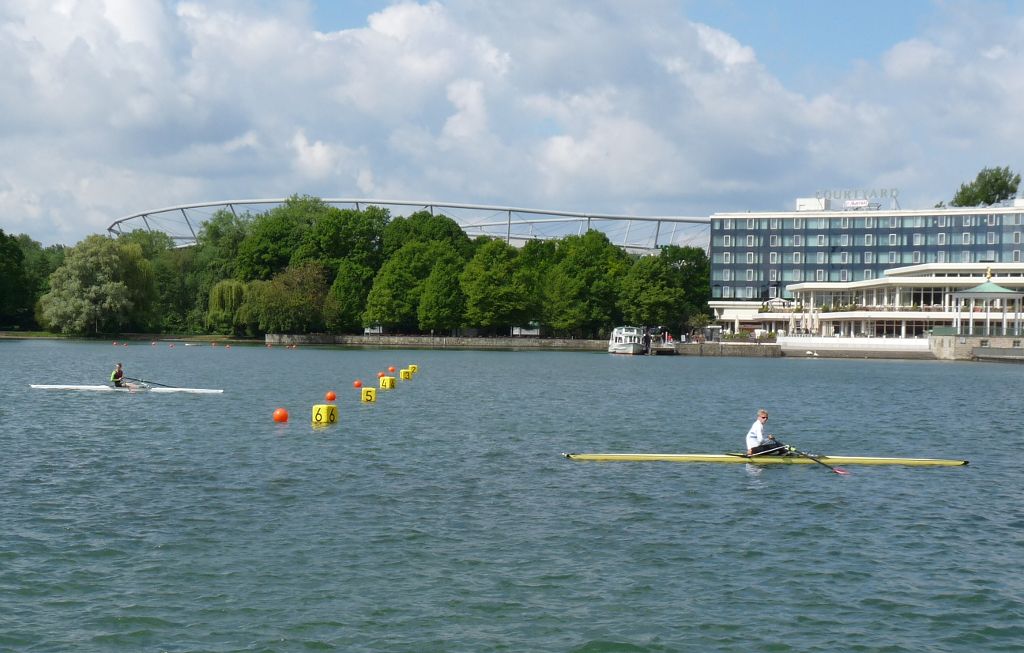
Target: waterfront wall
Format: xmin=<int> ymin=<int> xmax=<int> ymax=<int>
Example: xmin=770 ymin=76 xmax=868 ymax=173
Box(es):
xmin=930 ymin=335 xmax=1024 ymax=361
xmin=777 ymin=336 xmax=934 ymax=359
xmin=675 ymin=342 xmax=782 ymax=357
xmin=265 ymin=333 xmax=607 ymax=351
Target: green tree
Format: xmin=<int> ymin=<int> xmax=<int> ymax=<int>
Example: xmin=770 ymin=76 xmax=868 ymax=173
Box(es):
xmin=514 ymin=239 xmax=558 ymax=327
xmin=543 ymin=230 xmax=630 ymax=337
xmin=618 ymin=255 xmax=687 ymax=327
xmin=382 ymin=210 xmax=472 ymax=259
xmin=253 ymin=261 xmax=329 ymax=334
xmin=951 ymin=166 xmax=1021 ymax=207
xmin=418 ymin=257 xmax=466 ymax=333
xmin=324 ymin=260 xmax=375 ymax=333
xmin=364 ymin=241 xmax=461 ymax=331
xmin=206 ymin=279 xmax=248 ymax=335
xmin=291 ymin=206 xmax=390 ymax=274
xmin=460 ymin=239 xmax=527 ymax=333
xmin=0 ymin=229 xmax=30 ymax=326
xmin=235 ymin=195 xmax=325 ymax=280
xmin=39 ymin=235 xmax=156 ymax=334
xmin=659 ymin=245 xmax=711 ymax=327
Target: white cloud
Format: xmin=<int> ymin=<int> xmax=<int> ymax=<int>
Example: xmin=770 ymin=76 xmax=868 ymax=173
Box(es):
xmin=1 ymin=0 xmax=1023 ymax=246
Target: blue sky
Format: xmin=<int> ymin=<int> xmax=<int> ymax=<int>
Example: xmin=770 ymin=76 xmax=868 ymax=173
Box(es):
xmin=2 ymin=0 xmax=1023 ymax=246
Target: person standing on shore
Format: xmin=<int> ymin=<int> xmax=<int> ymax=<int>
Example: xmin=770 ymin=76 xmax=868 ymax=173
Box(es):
xmin=746 ymin=409 xmax=786 ymax=455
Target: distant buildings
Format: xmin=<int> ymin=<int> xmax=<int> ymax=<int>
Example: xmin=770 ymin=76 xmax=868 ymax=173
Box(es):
xmin=708 ymin=198 xmax=1024 ymax=337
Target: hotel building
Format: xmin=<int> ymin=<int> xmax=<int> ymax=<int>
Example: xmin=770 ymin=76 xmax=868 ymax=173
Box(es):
xmin=708 ymin=199 xmax=1024 ymax=338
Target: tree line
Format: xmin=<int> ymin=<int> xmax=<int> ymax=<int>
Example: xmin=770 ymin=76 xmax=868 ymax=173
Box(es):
xmin=0 ymin=195 xmax=711 ymax=339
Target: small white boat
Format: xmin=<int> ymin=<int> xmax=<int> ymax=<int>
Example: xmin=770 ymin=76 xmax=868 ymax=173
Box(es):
xmin=608 ymin=326 xmax=646 ymax=355
xmin=30 ymin=384 xmax=224 ymax=394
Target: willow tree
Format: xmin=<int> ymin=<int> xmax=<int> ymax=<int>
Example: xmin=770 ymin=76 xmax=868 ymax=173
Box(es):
xmin=207 ymin=279 xmax=248 ymax=335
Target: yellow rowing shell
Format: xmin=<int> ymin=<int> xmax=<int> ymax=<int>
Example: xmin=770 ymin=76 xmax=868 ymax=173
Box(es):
xmin=562 ymin=453 xmax=968 ymax=466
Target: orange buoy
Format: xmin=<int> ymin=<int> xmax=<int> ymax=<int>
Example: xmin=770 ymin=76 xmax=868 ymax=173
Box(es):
xmin=353 ymin=380 xmax=363 ymax=388
xmin=325 ymin=390 xmax=337 ymax=401
xmin=377 ymin=371 xmax=385 ymax=378
xmin=388 ymin=366 xmax=396 ymax=372
xmin=273 ymin=408 xmax=289 ymax=423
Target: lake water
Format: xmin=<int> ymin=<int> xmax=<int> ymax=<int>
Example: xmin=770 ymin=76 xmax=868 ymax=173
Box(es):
xmin=1 ymin=339 xmax=1021 ymax=652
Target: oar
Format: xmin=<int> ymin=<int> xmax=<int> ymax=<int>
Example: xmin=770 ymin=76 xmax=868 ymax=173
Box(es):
xmin=124 ymin=376 xmax=176 ymax=388
xmin=789 ymin=446 xmax=849 ymax=475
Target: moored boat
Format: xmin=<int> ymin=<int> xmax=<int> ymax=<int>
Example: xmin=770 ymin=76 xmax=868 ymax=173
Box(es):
xmin=30 ymin=384 xmax=224 ymax=394
xmin=563 ymin=452 xmax=968 ymax=466
xmin=608 ymin=326 xmax=645 ymax=354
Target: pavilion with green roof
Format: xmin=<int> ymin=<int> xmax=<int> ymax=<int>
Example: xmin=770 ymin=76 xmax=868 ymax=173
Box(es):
xmin=951 ymin=269 xmax=1024 ymax=336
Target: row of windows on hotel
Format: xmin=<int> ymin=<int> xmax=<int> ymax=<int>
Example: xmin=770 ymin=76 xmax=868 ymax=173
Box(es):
xmin=712 ymin=231 xmax=1024 ymax=249
xmin=714 ymin=248 xmax=1024 ymax=268
xmin=712 ymin=213 xmax=1024 ymax=230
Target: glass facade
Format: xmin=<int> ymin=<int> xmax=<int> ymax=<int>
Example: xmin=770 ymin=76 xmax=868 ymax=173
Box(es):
xmin=709 ymin=209 xmax=1024 ymax=300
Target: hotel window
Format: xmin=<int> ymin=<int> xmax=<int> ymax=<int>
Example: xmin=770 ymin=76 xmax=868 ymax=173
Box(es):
xmin=794 ymin=252 xmax=802 ymax=264
xmin=770 ymin=252 xmax=778 ymax=264
xmin=724 ymin=235 xmax=732 ymax=247
xmin=816 ymin=269 xmax=825 ymax=282
xmin=746 ymin=287 xmax=755 ymax=299
xmin=889 ymin=233 xmax=897 ymax=246
xmin=963 ymin=216 xmax=973 ymax=227
xmin=723 ymin=286 xmax=733 ymax=298
xmin=840 ymin=252 xmax=849 ymax=264
xmin=746 ymin=252 xmax=755 ymax=264
xmin=746 ymin=269 xmax=754 ymax=281
xmin=840 ymin=234 xmax=849 ymax=247
xmin=769 ymin=286 xmax=778 ymax=298
xmin=986 ymin=250 xmax=996 ymax=261
xmin=889 ymin=251 xmax=897 ymax=264
xmin=724 ymin=219 xmax=733 ymax=230
xmin=841 ymin=217 xmax=849 ymax=229
xmin=770 ymin=269 xmax=778 ymax=281
xmin=817 ymin=234 xmax=826 ymax=246
xmin=1015 ymin=231 xmax=1022 ymax=244
xmin=938 ymin=216 xmax=946 ymax=227
xmin=794 ymin=235 xmax=803 ymax=246
xmin=817 ymin=252 xmax=826 ymax=264
xmin=987 ymin=232 xmax=996 ymax=244
xmin=913 ymin=251 xmax=921 ymax=263
xmin=962 ymin=232 xmax=971 ymax=245
xmin=961 ymin=251 xmax=972 ymax=263
xmin=889 ymin=216 xmax=899 ymax=227
xmin=746 ymin=234 xmax=755 ymax=247
xmin=865 ymin=233 xmax=874 ymax=246
xmin=770 ymin=234 xmax=779 ymax=247
xmin=864 ymin=269 xmax=874 ymax=280
xmin=794 ymin=218 xmax=803 ymax=229
xmin=1014 ymin=250 xmax=1021 ymax=262
xmin=988 ymin=215 xmax=998 ymax=226
xmin=747 ymin=218 xmax=756 ymax=229
xmin=840 ymin=270 xmax=849 ymax=282
xmin=865 ymin=217 xmax=874 ymax=228
xmin=938 ymin=233 xmax=946 ymax=245
xmin=770 ymin=218 xmax=779 ymax=229
xmin=865 ymin=251 xmax=874 ymax=264
xmin=937 ymin=250 xmax=946 ymax=263
xmin=723 ymin=252 xmax=732 ymax=264
xmin=913 ymin=233 xmax=922 ymax=246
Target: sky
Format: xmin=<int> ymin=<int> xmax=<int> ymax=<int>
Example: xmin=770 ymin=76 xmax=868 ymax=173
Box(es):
xmin=2 ymin=0 xmax=1023 ymax=246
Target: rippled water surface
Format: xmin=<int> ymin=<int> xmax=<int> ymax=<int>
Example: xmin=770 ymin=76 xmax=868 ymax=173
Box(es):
xmin=1 ymin=340 xmax=1021 ymax=652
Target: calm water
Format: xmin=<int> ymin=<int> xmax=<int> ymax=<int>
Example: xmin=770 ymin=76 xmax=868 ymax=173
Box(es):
xmin=1 ymin=340 xmax=1021 ymax=652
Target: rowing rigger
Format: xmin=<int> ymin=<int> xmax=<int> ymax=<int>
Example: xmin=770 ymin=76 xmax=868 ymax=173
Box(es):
xmin=562 ymin=453 xmax=968 ymax=467
xmin=29 ymin=384 xmax=224 ymax=395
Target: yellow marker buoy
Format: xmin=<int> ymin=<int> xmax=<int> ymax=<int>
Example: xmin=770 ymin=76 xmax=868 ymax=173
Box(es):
xmin=409 ymin=364 xmax=418 ymax=375
xmin=312 ymin=404 xmax=338 ymax=426
xmin=399 ymin=368 xmax=412 ymax=380
xmin=379 ymin=376 xmax=396 ymax=390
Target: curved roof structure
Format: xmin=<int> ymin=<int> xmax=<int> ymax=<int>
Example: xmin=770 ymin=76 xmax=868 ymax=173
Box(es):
xmin=106 ymin=198 xmax=711 ymax=252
